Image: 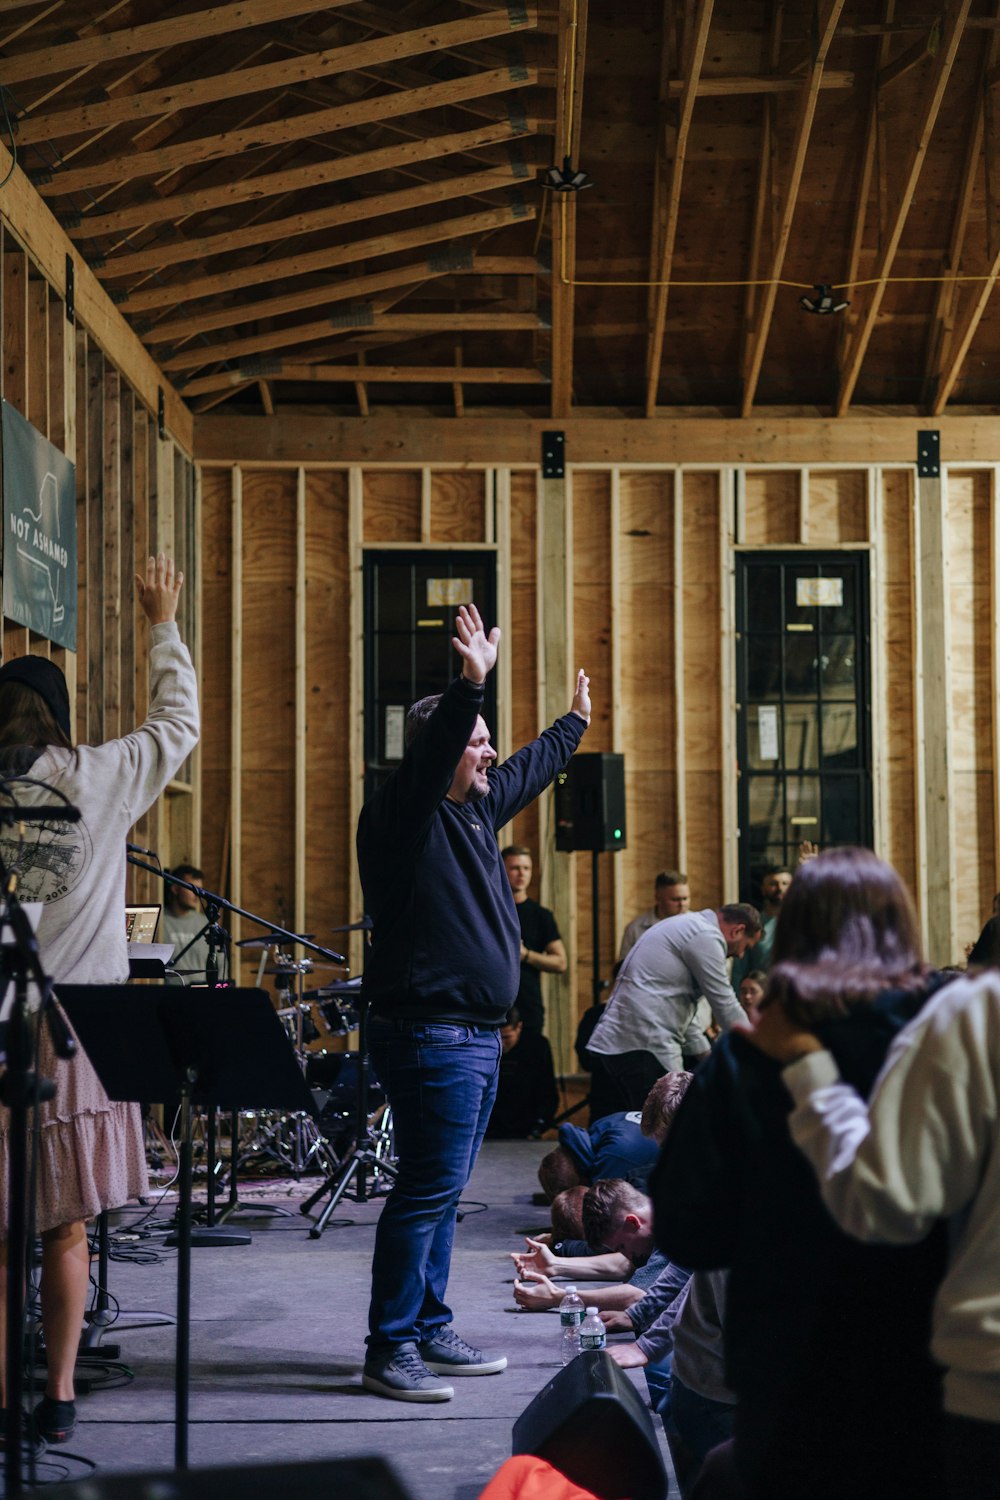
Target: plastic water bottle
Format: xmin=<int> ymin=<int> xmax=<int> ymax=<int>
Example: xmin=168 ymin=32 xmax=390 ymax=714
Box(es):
xmin=579 ymin=1305 xmax=607 ymax=1353
xmin=558 ymin=1285 xmax=585 ymax=1364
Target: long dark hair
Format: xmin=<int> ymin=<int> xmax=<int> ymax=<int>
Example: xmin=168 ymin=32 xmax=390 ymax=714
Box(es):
xmin=0 ymin=680 xmax=73 ymax=774
xmin=765 ymin=847 xmax=927 ymax=1025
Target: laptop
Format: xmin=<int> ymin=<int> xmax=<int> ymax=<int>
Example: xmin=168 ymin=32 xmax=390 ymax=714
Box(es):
xmin=125 ymin=904 xmax=160 ymax=943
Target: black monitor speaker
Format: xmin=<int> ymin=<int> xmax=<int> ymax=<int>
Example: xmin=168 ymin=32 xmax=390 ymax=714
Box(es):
xmin=554 ymin=753 xmax=626 ymax=853
xmin=512 ymin=1350 xmax=667 ymax=1500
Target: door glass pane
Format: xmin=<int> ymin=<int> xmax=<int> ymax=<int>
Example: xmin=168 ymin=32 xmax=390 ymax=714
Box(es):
xmin=820 ymin=636 xmax=857 ymax=696
xmin=374 ymin=634 xmax=412 ymax=700
xmin=748 ymin=777 xmax=784 ymax=850
xmin=822 ymin=703 xmax=859 ymax=767
xmin=824 ymin=568 xmax=856 ymax=633
xmin=784 ymin=636 xmax=818 ymax=696
xmin=747 ymin=641 xmax=782 ymax=698
xmin=785 ymin=567 xmax=818 ymax=630
xmin=783 ymin=703 xmax=819 ymax=770
xmin=787 ymin=775 xmax=821 ymax=841
xmin=744 ymin=565 xmax=782 ymax=634
xmin=822 ymin=776 xmax=862 ymax=845
xmin=376 ymin=565 xmax=412 ymax=631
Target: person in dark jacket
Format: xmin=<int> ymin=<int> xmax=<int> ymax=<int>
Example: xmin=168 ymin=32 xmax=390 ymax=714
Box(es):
xmin=650 ymin=848 xmax=949 ymax=1500
xmin=358 ymin=603 xmax=590 ymax=1403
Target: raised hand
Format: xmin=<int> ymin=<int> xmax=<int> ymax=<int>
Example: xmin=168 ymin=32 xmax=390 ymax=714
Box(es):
xmin=136 ymin=553 xmax=183 ymax=626
xmin=452 ymin=603 xmax=501 ymax=685
xmin=571 ymin=668 xmax=591 ymax=724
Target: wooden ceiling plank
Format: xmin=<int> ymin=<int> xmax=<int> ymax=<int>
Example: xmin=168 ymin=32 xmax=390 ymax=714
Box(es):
xmin=163 ymin=311 xmax=543 ymax=373
xmin=877 ymin=26 xmax=937 ymax=88
xmin=835 ymin=0 xmax=973 ymax=416
xmin=550 ymin=0 xmax=588 ymax=418
xmin=923 ymin=8 xmax=1000 ymax=404
xmin=0 ymin=2 xmax=62 ymax=48
xmin=930 ymin=243 xmax=1000 ymax=414
xmin=16 ymin=7 xmax=537 ymax=144
xmin=123 ymin=200 xmax=536 ymax=313
xmin=70 ymin=121 xmax=528 ymax=237
xmin=740 ymin=0 xmax=847 ymax=418
xmin=0 ymin=0 xmax=358 ymax=86
xmin=182 ymin=363 xmax=549 ymax=397
xmin=644 ymin=0 xmax=715 ymax=417
xmin=36 ymin=66 xmax=540 ymax=197
xmin=738 ymin=4 xmax=784 ymax=383
xmin=99 ymin=163 xmax=530 ymax=278
xmin=140 ymin=222 xmax=536 ymax=342
xmin=664 ymin=70 xmax=853 ymax=95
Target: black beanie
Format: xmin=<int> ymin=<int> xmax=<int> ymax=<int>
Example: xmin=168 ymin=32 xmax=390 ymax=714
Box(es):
xmin=0 ymin=656 xmax=72 ymax=742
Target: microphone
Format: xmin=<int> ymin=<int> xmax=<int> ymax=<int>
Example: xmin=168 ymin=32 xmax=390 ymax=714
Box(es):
xmin=127 ymin=841 xmax=157 ymax=856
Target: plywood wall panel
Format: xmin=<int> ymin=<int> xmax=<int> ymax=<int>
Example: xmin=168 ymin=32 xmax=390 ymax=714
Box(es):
xmin=508 ymin=471 xmax=539 ymax=866
xmin=304 ymin=470 xmax=352 ymax=936
xmin=363 ymin=470 xmax=421 ymax=542
xmin=430 ymin=470 xmax=487 ymax=542
xmin=681 ymin=471 xmax=724 ymax=901
xmin=572 ymin=471 xmax=615 ymax=1015
xmin=878 ymin=469 xmax=918 ymax=896
xmin=808 ymin=470 xmax=867 ymax=544
xmin=199 ymin=467 xmax=234 ymax=892
xmin=744 ymin=470 xmax=799 ymax=544
xmin=947 ymin=470 xmax=995 ymax=948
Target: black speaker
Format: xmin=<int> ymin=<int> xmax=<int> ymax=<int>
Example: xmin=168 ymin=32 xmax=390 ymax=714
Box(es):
xmin=44 ymin=1459 xmax=413 ymax=1500
xmin=512 ymin=1350 xmax=667 ymax=1500
xmin=554 ymin=753 xmax=626 ymax=852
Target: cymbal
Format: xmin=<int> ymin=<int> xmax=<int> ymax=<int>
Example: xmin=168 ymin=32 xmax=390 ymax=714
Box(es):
xmin=263 ymin=961 xmax=345 ymax=976
xmin=329 ymin=916 xmax=373 ymax=934
xmin=304 ymin=978 xmax=363 ymax=999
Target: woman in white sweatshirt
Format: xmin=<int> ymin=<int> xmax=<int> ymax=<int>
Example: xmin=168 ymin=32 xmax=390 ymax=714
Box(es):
xmin=0 ymin=554 xmax=199 ymax=1445
xmin=755 ymin=963 xmax=1000 ymax=1500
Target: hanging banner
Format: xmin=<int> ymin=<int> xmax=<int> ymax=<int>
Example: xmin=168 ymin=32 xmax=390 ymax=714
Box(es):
xmin=1 ymin=400 xmax=77 ymax=650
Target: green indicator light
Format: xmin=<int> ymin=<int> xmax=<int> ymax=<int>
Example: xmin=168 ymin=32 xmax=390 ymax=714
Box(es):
xmin=614 ymin=828 xmax=622 ymax=839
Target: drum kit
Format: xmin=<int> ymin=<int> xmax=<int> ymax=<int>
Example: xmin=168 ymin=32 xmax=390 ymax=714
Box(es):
xmin=214 ymin=923 xmax=396 ymax=1206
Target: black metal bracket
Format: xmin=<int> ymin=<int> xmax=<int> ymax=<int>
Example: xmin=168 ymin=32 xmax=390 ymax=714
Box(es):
xmin=157 ymin=387 xmax=166 ymax=441
xmin=917 ymin=430 xmax=940 ymax=478
xmin=64 ymin=255 xmax=74 ymax=326
xmin=542 ymin=430 xmax=565 ymax=478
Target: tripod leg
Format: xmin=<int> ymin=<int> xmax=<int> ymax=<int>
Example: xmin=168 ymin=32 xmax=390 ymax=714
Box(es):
xmin=307 ymin=1152 xmax=364 ymax=1239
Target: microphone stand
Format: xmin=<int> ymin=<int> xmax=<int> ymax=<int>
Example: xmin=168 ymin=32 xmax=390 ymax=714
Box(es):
xmin=0 ymin=797 xmax=81 ymax=1497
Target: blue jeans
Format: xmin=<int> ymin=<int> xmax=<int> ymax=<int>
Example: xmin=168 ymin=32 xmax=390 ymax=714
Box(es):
xmin=366 ymin=1017 xmax=501 ymax=1351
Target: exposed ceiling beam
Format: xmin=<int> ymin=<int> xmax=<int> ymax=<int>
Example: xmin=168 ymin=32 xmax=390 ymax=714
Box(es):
xmin=644 ymin=0 xmax=715 ymax=417
xmin=163 ymin=311 xmax=543 ymax=373
xmin=35 ymin=65 xmax=540 ymax=197
xmin=124 ymin=200 xmax=534 ymax=313
xmin=0 ymin=0 xmax=354 ymax=84
xmin=664 ymin=70 xmax=852 ymax=95
xmin=181 ymin=363 xmax=549 ymax=397
xmin=15 ymin=7 xmax=536 ymax=143
xmin=878 ymin=24 xmax=938 ymax=88
xmin=67 ymin=120 xmax=531 ymax=238
xmin=99 ymin=164 xmax=532 ymax=279
xmin=738 ymin=4 xmax=783 ymax=390
xmin=550 ymin=0 xmax=588 ymax=418
xmin=836 ymin=0 xmax=973 ymax=415
xmin=740 ymin=0 xmax=847 ymax=417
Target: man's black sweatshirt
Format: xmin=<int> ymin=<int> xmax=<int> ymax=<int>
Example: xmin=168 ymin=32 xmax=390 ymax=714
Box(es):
xmin=357 ymin=674 xmax=586 ymax=1026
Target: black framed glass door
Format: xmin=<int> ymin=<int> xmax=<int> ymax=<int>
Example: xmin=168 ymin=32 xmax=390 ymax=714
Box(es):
xmin=735 ymin=552 xmax=873 ymax=901
xmin=363 ymin=550 xmax=497 ymax=800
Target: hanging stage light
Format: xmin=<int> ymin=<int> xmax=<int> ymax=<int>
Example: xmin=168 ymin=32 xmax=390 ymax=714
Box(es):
xmin=800 ymin=284 xmax=849 ymax=314
xmin=541 ymin=156 xmax=594 ymax=192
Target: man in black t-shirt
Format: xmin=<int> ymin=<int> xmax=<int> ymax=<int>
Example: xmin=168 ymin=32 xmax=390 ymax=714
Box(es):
xmin=501 ymin=844 xmax=567 ymax=1034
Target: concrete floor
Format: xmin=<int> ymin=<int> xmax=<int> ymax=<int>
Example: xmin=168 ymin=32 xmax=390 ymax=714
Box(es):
xmin=28 ymin=1142 xmax=674 ymax=1499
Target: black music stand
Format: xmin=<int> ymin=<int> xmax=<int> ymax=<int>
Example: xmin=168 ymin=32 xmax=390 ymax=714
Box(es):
xmin=55 ymin=985 xmax=314 ymax=1471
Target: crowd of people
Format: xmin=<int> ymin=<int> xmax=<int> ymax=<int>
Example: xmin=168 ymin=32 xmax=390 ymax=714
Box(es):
xmin=5 ymin=587 xmax=1000 ymax=1500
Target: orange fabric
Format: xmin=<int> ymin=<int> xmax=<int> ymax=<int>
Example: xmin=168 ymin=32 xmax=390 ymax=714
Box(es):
xmin=477 ymin=1454 xmax=604 ymax=1500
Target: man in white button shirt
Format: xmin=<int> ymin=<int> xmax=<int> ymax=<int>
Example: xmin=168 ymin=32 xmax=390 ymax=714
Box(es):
xmin=586 ymin=904 xmax=761 ymax=1111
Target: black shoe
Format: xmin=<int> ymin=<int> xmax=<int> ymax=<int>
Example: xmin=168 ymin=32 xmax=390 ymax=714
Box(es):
xmin=32 ymin=1396 xmax=76 ymax=1444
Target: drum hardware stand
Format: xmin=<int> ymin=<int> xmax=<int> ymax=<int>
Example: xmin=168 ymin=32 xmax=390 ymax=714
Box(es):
xmin=301 ymin=919 xmax=398 ymax=1240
